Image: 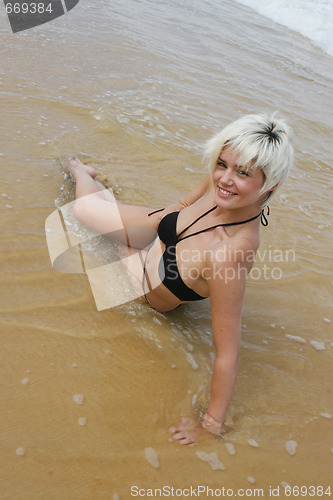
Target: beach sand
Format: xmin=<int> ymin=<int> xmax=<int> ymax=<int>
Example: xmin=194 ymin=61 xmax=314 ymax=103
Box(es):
xmin=1 ymin=0 xmax=332 ymax=498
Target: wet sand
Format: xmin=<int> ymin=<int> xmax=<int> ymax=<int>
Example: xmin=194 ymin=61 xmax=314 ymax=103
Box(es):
xmin=0 ymin=0 xmax=332 ymax=498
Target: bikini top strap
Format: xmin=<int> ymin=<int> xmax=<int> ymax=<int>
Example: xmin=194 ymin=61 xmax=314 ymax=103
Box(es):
xmin=177 ymin=205 xmax=218 ymax=239
xmin=177 ymin=211 xmax=262 ymax=242
xmin=147 ymin=208 xmax=164 ymax=216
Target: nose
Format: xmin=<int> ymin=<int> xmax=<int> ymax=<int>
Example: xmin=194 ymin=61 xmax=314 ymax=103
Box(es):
xmin=219 ymin=168 xmax=234 ymax=185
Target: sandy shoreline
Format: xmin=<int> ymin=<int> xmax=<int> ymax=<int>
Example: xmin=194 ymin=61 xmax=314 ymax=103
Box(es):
xmin=1 ymin=0 xmax=333 ymax=497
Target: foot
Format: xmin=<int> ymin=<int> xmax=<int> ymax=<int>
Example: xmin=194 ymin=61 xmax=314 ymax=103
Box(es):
xmin=67 ymin=157 xmax=97 ymax=180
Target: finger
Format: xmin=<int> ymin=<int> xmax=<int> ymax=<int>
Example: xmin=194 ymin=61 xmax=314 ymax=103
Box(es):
xmin=169 ymin=425 xmax=186 ymax=434
xmin=169 ymin=416 xmax=195 ymax=434
xmin=181 ymin=417 xmax=193 ymax=425
xmin=179 ymin=436 xmax=195 ymax=446
xmin=169 ymin=424 xmax=186 ymax=434
xmin=169 ymin=423 xmax=190 ymax=434
xmin=171 ymin=431 xmax=187 ymax=441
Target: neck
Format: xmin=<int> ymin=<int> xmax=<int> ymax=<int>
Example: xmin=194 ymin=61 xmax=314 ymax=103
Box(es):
xmin=213 ymin=203 xmax=262 ymax=225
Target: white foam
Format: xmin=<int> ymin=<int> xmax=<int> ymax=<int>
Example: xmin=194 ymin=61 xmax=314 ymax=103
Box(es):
xmin=320 ymin=412 xmax=332 ymax=419
xmin=285 ymin=334 xmax=306 ymax=343
xmin=234 ymin=0 xmax=333 ymax=57
xmin=16 ymin=447 xmax=25 ymax=456
xmin=309 ymin=340 xmax=325 ymax=351
xmin=285 ymin=440 xmax=297 ymax=455
xmin=247 ymin=476 xmax=255 ymax=483
xmin=224 ymin=442 xmax=236 ymax=455
xmin=247 ymin=438 xmax=259 ymax=448
xmin=186 ymin=352 xmax=199 ymax=370
xmin=73 ymin=394 xmax=84 ymax=405
xmin=144 ymin=447 xmax=159 ymax=468
xmin=196 ymin=451 xmax=225 ymax=470
xmin=78 ymin=417 xmax=87 ymax=426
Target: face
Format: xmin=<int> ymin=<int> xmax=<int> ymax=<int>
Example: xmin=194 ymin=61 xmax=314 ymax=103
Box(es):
xmin=212 ymin=146 xmax=266 ymax=211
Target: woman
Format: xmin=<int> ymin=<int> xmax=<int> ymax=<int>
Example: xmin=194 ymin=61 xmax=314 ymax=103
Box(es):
xmin=67 ymin=113 xmax=293 ymax=446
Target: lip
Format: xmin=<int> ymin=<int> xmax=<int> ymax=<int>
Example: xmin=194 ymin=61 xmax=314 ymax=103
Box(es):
xmin=218 ymin=186 xmax=237 ymax=198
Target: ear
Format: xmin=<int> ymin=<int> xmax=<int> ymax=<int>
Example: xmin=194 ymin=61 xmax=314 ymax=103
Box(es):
xmin=261 ymin=183 xmax=279 ymax=203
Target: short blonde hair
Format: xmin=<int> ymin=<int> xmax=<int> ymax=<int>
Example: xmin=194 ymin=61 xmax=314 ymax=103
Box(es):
xmin=204 ymin=113 xmax=294 ymax=200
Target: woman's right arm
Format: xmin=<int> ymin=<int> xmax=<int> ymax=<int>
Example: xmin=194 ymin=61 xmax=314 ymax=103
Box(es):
xmin=179 ymin=174 xmax=212 ymax=207
xmin=157 ymin=174 xmax=212 ymax=220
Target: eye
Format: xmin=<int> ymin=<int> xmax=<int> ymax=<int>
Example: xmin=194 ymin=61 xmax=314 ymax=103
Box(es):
xmin=238 ymin=169 xmax=249 ymax=176
xmin=216 ymin=160 xmax=227 ymax=168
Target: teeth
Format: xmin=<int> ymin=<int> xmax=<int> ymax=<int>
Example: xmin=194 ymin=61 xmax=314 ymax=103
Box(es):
xmin=219 ymin=187 xmax=235 ymax=195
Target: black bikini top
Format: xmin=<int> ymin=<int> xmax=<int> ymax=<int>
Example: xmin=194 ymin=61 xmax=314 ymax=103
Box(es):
xmin=158 ymin=205 xmax=266 ymax=245
xmin=147 ymin=205 xmax=267 ymax=302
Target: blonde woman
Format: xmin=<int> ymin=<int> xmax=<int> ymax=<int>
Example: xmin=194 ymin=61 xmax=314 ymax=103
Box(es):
xmin=67 ymin=113 xmax=293 ymax=445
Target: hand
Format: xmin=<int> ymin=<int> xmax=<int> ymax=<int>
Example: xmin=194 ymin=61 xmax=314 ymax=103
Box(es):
xmin=168 ymin=417 xmax=208 ymax=447
xmin=157 ymin=201 xmax=187 ymax=221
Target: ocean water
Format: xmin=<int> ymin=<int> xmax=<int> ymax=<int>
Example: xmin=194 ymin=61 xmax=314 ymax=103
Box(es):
xmin=1 ymin=0 xmax=333 ymax=498
xmin=234 ymin=0 xmax=333 ymax=56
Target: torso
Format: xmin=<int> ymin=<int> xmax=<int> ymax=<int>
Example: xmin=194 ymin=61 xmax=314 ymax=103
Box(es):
xmin=144 ymin=194 xmax=260 ymax=312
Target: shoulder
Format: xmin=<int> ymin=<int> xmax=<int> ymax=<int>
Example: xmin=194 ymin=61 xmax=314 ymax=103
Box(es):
xmin=208 ymin=230 xmax=259 ymax=268
xmin=204 ymin=231 xmax=258 ymax=302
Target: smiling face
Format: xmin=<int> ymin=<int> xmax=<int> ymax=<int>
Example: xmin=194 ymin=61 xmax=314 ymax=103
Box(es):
xmin=212 ymin=146 xmax=266 ymax=212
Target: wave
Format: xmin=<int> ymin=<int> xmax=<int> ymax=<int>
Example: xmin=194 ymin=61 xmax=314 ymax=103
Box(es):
xmin=233 ymin=0 xmax=333 ymax=56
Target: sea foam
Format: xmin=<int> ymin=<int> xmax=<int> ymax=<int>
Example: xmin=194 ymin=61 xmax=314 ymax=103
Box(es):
xmin=234 ymin=0 xmax=333 ymax=57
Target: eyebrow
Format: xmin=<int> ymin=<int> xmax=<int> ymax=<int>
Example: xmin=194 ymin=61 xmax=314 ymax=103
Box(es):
xmin=218 ymin=156 xmax=243 ymax=168
xmin=217 ymin=156 xmax=254 ymax=175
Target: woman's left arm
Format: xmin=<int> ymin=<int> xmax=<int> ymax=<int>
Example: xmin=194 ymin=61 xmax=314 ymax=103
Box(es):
xmin=169 ymin=242 xmax=249 ymax=445
xmin=204 ymin=254 xmax=246 ymax=431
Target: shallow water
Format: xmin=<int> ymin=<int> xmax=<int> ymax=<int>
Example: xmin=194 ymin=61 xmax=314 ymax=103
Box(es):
xmin=1 ymin=0 xmax=332 ymax=498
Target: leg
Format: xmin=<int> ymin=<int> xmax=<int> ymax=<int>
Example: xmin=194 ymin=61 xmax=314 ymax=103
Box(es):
xmin=67 ymin=158 xmax=162 ymax=249
xmin=68 ymin=158 xmax=112 ymax=200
